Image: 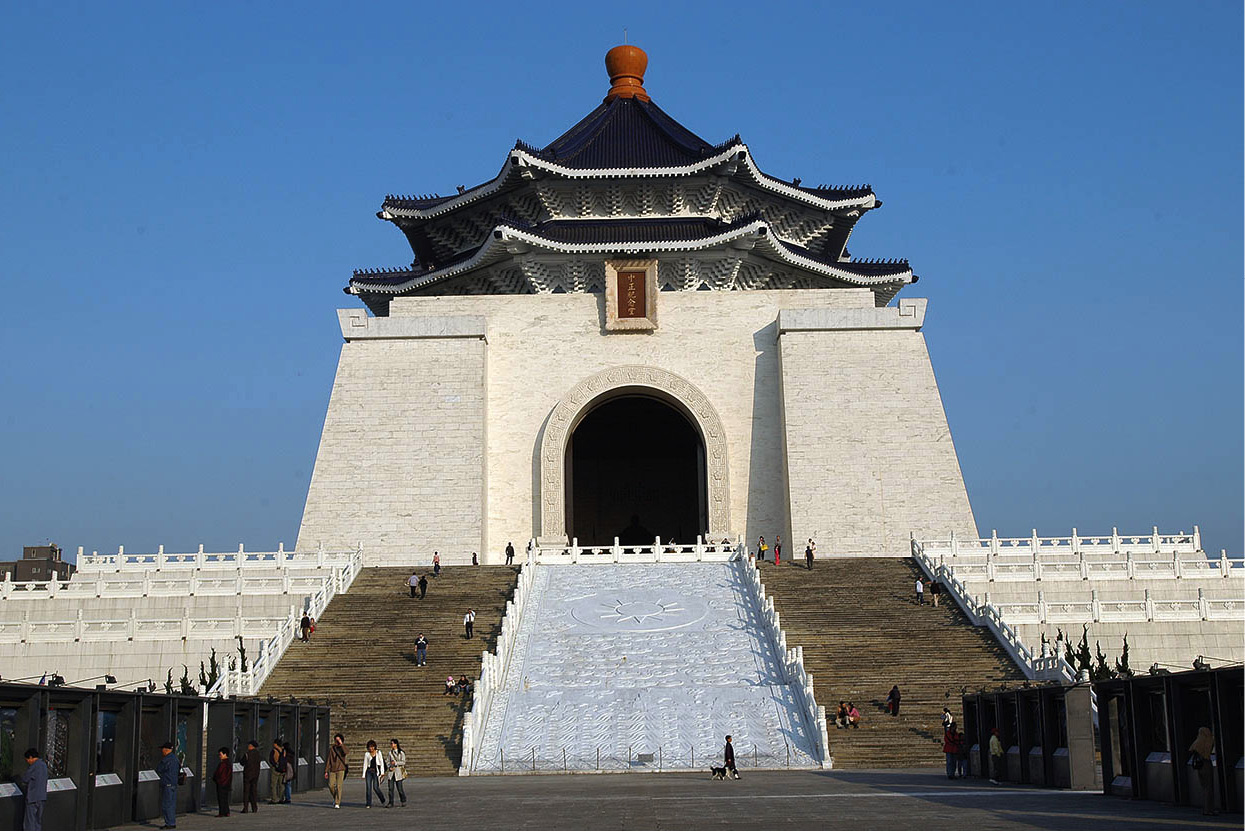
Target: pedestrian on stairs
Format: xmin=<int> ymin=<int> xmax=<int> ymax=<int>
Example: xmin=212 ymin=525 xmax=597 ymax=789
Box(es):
xmin=471 ymin=551 xmax=478 ymax=566
xmin=774 ymin=535 xmax=782 ymax=566
xmin=886 ymin=685 xmax=901 ymax=716
xmin=463 ymin=609 xmax=475 ymax=639
xmin=300 ymin=612 xmax=312 ymax=642
xmin=931 ymin=579 xmax=941 ymax=607
xmin=407 ymin=572 xmax=419 ymax=598
xmin=847 ymin=702 xmax=861 ymax=728
xmin=432 ymin=552 xmax=441 ymax=577
xmin=362 ymin=741 xmax=386 ymax=808
xmin=805 ymin=539 xmax=815 ymax=570
xmin=324 ymin=733 xmax=348 ymax=809
xmin=757 ymin=536 xmax=768 ymax=564
xmin=415 ymin=634 xmax=428 ymax=666
xmin=915 ymin=577 xmax=924 ymax=606
xmin=505 ymin=541 xmax=515 ymax=565
xmin=418 ymin=574 xmax=428 ymax=599
xmin=724 ymin=735 xmax=739 ymax=779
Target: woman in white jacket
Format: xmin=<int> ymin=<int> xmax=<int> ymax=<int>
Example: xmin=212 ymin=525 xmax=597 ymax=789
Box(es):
xmin=361 ymin=740 xmax=386 ymax=808
xmin=386 ymin=739 xmax=407 ymax=808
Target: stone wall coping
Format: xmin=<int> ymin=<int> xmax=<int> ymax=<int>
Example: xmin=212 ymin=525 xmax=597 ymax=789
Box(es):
xmin=778 ymin=297 xmax=927 ymax=333
xmin=337 ymin=308 xmax=488 ymax=342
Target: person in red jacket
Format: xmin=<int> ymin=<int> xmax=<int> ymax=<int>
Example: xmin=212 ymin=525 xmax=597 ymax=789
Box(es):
xmin=212 ymin=747 xmax=233 ymax=817
xmin=942 ymin=728 xmax=961 ymax=779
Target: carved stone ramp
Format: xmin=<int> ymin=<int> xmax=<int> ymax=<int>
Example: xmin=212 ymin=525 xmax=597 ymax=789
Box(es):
xmin=470 ymin=562 xmax=819 ymax=773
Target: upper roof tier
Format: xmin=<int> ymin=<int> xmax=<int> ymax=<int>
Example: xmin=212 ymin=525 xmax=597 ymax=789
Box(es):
xmin=352 ymin=45 xmax=911 ymax=312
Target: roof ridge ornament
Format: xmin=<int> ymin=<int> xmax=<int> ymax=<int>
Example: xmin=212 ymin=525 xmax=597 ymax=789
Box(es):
xmin=604 ymin=44 xmax=650 ymax=103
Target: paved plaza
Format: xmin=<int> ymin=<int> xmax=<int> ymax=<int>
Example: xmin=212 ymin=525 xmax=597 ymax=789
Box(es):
xmin=121 ymin=769 xmax=1238 ymax=830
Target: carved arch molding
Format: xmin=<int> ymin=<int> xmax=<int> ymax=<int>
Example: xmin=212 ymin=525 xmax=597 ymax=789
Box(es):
xmin=538 ymin=365 xmax=732 ymax=543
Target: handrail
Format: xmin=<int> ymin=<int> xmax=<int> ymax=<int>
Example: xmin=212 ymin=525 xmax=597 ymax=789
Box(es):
xmin=71 ymin=543 xmax=357 ymax=573
xmin=531 ymin=535 xmax=740 ymax=565
xmin=913 ymin=527 xmax=1211 ymax=560
xmin=207 ymin=548 xmax=363 ymax=698
xmin=460 ymin=546 xmax=539 ymax=775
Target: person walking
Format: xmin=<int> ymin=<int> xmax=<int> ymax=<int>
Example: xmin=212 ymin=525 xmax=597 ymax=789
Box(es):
xmin=463 ymin=609 xmax=475 ymax=640
xmin=432 ymin=552 xmax=441 ymax=577
xmin=300 ymin=611 xmax=312 ymax=642
xmin=362 ymin=741 xmax=387 ymax=808
xmin=988 ymin=728 xmax=1004 ymax=784
xmin=942 ymin=728 xmax=960 ymax=780
xmin=386 ymin=739 xmax=408 ymax=808
xmin=805 ymin=539 xmax=814 ymax=571
xmin=505 ymin=541 xmax=515 ymax=565
xmin=886 ymin=685 xmax=901 ymax=717
xmin=723 ymin=735 xmax=739 ymax=779
xmin=281 ymin=742 xmax=295 ymax=803
xmin=268 ymin=739 xmax=284 ymax=804
xmin=415 ymin=634 xmax=428 ymax=667
xmin=1189 ymin=726 xmax=1217 ymax=815
xmin=241 ymin=740 xmax=260 ymax=814
xmin=17 ymin=748 xmax=47 ymax=831
xmin=418 ymin=574 xmax=428 ymax=599
xmin=324 ymin=733 xmax=348 ymax=809
xmin=155 ymin=742 xmax=180 ymax=829
xmin=471 ymin=551 xmax=478 ymax=566
xmin=211 ymin=747 xmax=232 ymax=817
xmin=407 ymin=571 xmax=419 ymax=598
xmin=931 ymin=579 xmax=941 ymax=607
xmin=774 ymin=535 xmax=782 ymax=566
xmin=915 ymin=577 xmax=924 ymax=606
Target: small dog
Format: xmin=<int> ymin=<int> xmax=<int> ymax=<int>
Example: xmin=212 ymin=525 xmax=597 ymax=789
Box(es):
xmin=709 ymin=766 xmax=728 ymax=780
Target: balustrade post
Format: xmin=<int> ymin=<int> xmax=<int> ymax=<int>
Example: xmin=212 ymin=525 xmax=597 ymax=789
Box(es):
xmin=1151 ymin=526 xmax=1161 ymax=555
xmin=48 ymin=572 xmax=58 ymax=598
xmin=1111 ymin=526 xmax=1121 ymax=555
xmin=95 ymin=575 xmax=104 ymax=598
xmin=0 ymin=572 xmax=11 ymax=601
xmin=1198 ymin=588 xmax=1209 ymax=621
xmin=142 ymin=571 xmax=151 ymax=597
xmin=1079 ymin=551 xmax=1089 ymax=581
xmin=1193 ymin=525 xmax=1201 ymax=551
xmin=985 ymin=549 xmax=995 ymax=582
xmin=237 ymin=543 xmax=245 ymax=566
xmin=235 ymin=604 xmax=244 ymax=637
xmin=1090 ymin=590 xmax=1101 ymax=622
xmin=282 ymin=572 xmax=291 ymax=594
xmin=612 ymin=537 xmax=621 ymax=563
xmin=21 ymin=611 xmax=30 ymax=643
xmin=181 ymin=610 xmax=191 ymax=640
xmin=236 ymin=570 xmax=244 ymax=596
xmin=1126 ymin=550 xmax=1135 ymax=580
xmin=990 ymin=529 xmax=999 ymax=556
xmin=157 ymin=545 xmax=165 ymax=570
xmin=571 ymin=538 xmax=579 ymax=563
xmin=1144 ymin=589 xmax=1154 ymax=621
xmin=74 ymin=609 xmax=84 ymax=641
xmin=196 ymin=544 xmax=205 ymax=569
xmin=188 ymin=571 xmax=197 ymax=596
xmin=950 ymin=530 xmax=958 ymax=557
xmin=695 ymin=535 xmax=703 ymax=562
xmin=1221 ymin=550 xmax=1230 ymax=578
xmin=1030 ymin=529 xmax=1040 ymax=559
xmin=1033 ymin=556 xmax=1043 ymax=582
xmin=1173 ymin=551 xmax=1182 ymax=579
xmin=1037 ymin=590 xmax=1047 ymax=624
xmin=1071 ymin=527 xmax=1080 ymax=555
xmin=127 ymin=609 xmax=138 ymax=641
xmin=655 ymin=536 xmax=662 ymax=562
xmin=77 ymin=546 xmax=84 ymax=565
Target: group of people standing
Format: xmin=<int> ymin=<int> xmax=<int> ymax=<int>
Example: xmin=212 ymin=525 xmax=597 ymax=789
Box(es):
xmin=321 ymin=733 xmax=408 ymax=810
xmin=752 ymin=536 xmax=817 ymax=570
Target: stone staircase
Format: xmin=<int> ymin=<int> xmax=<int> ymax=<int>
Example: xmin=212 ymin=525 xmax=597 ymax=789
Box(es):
xmin=762 ymin=557 xmax=1024 ymax=769
xmin=259 ymin=565 xmax=518 ymax=776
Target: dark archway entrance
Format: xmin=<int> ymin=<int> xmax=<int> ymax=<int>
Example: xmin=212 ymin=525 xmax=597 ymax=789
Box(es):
xmin=567 ymin=395 xmax=707 ymax=545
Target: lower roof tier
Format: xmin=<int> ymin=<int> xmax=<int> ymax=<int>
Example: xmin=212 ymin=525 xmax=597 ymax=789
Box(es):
xmin=349 ymin=217 xmax=913 ymax=316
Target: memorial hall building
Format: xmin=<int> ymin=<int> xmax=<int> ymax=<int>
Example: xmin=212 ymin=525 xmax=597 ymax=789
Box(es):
xmin=296 ymin=45 xmax=978 ymax=565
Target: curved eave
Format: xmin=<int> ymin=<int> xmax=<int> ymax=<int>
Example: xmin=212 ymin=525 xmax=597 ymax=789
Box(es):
xmin=377 ymin=144 xmax=877 ymax=222
xmin=350 ymin=221 xmax=910 ymax=296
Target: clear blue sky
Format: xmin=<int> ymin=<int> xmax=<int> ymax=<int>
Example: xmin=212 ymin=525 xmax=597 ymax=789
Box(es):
xmin=1 ymin=2 xmax=1240 ymax=559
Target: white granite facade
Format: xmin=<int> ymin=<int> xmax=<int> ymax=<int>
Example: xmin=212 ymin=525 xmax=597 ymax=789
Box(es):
xmin=297 ymin=290 xmax=978 ymax=563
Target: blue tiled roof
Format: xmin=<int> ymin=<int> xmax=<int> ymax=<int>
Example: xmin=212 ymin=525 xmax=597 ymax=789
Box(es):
xmin=515 ymin=97 xmax=731 ymax=169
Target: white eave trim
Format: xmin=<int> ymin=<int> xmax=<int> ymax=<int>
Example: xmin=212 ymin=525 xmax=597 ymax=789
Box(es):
xmin=351 ymin=221 xmax=910 ymax=295
xmin=378 ymin=144 xmax=876 ymax=220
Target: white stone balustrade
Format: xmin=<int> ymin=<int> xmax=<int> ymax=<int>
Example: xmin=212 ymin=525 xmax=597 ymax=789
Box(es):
xmin=460 ymin=546 xmax=539 ymax=775
xmin=532 ymin=535 xmax=741 ymax=565
xmin=72 ymin=542 xmax=358 ymax=573
xmin=916 ymin=527 xmax=1205 ymax=561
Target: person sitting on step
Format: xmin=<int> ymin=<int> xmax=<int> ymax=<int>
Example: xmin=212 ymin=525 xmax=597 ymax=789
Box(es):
xmin=443 ymin=675 xmax=456 ymax=696
xmin=847 ymin=702 xmax=861 ymax=728
xmin=835 ymin=701 xmax=849 ymax=729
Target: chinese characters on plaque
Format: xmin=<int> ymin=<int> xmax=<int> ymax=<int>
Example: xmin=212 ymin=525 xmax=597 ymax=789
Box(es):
xmin=605 ymin=259 xmax=658 ymax=331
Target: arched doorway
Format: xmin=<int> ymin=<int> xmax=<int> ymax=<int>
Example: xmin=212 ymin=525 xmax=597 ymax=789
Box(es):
xmin=566 ymin=395 xmax=707 ymax=545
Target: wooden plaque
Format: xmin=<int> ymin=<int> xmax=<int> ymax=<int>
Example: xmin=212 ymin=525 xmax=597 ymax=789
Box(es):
xmin=605 ymin=259 xmax=658 ymax=331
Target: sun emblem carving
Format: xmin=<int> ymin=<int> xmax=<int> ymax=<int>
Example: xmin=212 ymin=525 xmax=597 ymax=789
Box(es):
xmin=598 ymin=599 xmax=685 ymax=625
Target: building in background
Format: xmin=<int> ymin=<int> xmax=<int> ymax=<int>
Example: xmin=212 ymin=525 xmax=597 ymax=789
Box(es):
xmin=0 ymin=545 xmax=76 ymax=581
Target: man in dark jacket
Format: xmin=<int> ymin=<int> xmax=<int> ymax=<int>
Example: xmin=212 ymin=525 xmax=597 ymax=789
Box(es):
xmin=268 ymin=739 xmax=284 ymax=804
xmin=155 ymin=743 xmax=180 ymax=829
xmin=724 ymin=735 xmax=739 ymax=779
xmin=211 ymin=747 xmax=232 ymax=817
xmin=18 ymin=748 xmax=47 ymax=831
xmin=418 ymin=574 xmax=428 ymax=599
xmin=241 ymin=740 xmax=260 ymax=813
